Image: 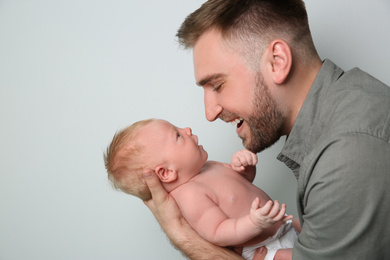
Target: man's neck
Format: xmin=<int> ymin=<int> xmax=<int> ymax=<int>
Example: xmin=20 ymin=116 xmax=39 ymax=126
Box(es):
xmin=281 ymin=59 xmax=323 ymax=135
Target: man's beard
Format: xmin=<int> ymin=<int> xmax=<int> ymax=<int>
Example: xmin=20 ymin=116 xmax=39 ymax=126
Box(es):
xmin=243 ymin=73 xmax=284 ymax=153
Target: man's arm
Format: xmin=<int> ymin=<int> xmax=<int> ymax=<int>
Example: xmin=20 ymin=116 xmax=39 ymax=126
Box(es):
xmin=142 ymin=170 xmax=244 ymax=260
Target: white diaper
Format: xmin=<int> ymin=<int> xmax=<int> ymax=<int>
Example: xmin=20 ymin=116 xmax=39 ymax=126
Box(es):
xmin=241 ymin=220 xmax=298 ymax=260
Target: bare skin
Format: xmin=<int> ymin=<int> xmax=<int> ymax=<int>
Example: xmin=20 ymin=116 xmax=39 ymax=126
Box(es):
xmin=143 ymin=26 xmax=320 ymax=258
xmin=140 ymin=120 xmax=294 ymax=259
xmin=144 ymin=170 xmax=247 ymax=260
xmin=171 ymin=161 xmax=290 ymax=248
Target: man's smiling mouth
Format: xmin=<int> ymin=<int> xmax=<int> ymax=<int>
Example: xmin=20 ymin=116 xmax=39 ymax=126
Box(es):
xmin=230 ymin=118 xmax=244 ymax=128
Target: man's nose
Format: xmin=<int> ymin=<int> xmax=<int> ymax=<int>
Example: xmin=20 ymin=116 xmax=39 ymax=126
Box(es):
xmin=204 ymin=90 xmax=222 ymax=122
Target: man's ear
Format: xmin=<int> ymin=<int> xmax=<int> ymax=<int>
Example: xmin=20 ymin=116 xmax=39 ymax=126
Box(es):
xmin=155 ymin=165 xmax=178 ymax=183
xmin=266 ymin=39 xmax=292 ymax=84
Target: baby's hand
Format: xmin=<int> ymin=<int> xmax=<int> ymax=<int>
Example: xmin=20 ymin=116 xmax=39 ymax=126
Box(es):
xmin=250 ymin=198 xmax=293 ymax=230
xmin=230 ymin=150 xmax=258 ymax=172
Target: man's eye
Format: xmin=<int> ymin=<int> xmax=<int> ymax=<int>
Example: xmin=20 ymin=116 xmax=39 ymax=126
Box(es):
xmin=213 ymin=83 xmax=223 ymax=92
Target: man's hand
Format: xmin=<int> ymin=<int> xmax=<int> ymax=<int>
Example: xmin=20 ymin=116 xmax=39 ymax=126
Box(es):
xmin=142 ymin=169 xmax=183 ymax=232
xmin=253 ymin=247 xmax=293 ymax=260
xmin=253 ymin=247 xmax=268 ymax=260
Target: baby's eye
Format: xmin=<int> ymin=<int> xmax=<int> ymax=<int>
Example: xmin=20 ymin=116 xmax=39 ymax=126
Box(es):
xmin=177 ymin=132 xmax=181 ymax=138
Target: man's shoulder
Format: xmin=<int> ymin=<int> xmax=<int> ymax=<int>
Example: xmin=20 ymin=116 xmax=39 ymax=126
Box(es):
xmin=320 ymin=66 xmax=390 ymax=140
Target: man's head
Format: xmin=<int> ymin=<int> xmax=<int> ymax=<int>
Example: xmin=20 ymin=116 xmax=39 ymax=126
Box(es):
xmin=177 ymin=0 xmax=317 ymax=67
xmin=177 ymin=0 xmax=319 ymax=153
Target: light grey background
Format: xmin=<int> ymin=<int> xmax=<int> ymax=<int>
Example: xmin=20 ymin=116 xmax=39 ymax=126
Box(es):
xmin=0 ymin=1 xmax=389 ymax=259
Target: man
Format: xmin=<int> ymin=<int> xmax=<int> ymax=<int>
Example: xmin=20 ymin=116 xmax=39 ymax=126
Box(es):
xmin=144 ymin=0 xmax=390 ymax=259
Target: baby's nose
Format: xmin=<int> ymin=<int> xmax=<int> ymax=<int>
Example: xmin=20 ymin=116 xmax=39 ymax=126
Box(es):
xmin=184 ymin=127 xmax=192 ymax=136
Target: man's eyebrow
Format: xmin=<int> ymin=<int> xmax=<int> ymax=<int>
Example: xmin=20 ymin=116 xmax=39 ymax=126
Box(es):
xmin=196 ymin=73 xmax=226 ymax=87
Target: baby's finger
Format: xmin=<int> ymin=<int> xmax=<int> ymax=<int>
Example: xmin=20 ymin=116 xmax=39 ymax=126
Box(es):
xmin=259 ymin=200 xmax=273 ymax=215
xmin=242 ymin=150 xmax=257 ymax=165
xmin=272 ymin=203 xmax=288 ymax=221
xmin=231 ymin=164 xmax=245 ymax=172
xmin=251 ymin=197 xmax=261 ymax=210
xmin=231 ymin=156 xmax=239 ymax=166
xmin=243 ymin=153 xmax=252 ymax=166
xmin=268 ymin=200 xmax=282 ymax=217
xmin=251 ymin=153 xmax=258 ymax=165
xmin=282 ymin=214 xmax=294 ymax=222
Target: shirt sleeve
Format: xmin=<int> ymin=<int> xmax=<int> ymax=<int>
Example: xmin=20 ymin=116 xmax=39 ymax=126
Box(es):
xmin=293 ymin=133 xmax=390 ymax=259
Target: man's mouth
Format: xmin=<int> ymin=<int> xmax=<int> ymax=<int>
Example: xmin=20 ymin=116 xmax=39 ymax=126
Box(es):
xmin=230 ymin=118 xmax=244 ymax=129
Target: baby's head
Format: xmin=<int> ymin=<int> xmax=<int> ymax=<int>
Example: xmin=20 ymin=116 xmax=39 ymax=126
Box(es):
xmin=104 ymin=119 xmax=208 ymax=200
xmin=104 ymin=119 xmax=155 ymax=200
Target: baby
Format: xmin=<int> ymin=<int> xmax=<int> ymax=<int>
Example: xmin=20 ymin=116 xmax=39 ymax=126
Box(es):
xmin=104 ymin=119 xmax=298 ymax=260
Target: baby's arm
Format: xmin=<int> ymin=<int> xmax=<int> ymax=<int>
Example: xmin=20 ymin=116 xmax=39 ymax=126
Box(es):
xmin=177 ymin=188 xmax=292 ymax=247
xmin=249 ymin=198 xmax=293 ymax=230
xmin=230 ymin=150 xmax=258 ymax=182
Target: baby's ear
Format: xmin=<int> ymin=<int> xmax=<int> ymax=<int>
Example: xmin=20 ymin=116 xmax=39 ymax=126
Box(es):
xmin=155 ymin=165 xmax=177 ymax=183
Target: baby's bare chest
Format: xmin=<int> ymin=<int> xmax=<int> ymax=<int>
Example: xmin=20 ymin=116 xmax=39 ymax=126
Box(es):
xmin=195 ymin=167 xmax=270 ymax=217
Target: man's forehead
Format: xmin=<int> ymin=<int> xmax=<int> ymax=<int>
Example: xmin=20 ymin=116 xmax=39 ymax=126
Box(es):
xmin=193 ymin=30 xmax=242 ymax=87
xmin=193 ymin=30 xmax=225 ymax=73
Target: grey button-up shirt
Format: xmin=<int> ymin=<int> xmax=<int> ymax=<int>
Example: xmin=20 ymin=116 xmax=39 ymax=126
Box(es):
xmin=278 ymin=60 xmax=390 ymax=259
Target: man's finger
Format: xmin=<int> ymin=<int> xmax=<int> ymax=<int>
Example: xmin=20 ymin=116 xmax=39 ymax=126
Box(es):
xmin=252 ymin=246 xmax=267 ymax=260
xmin=142 ymin=169 xmax=183 ymax=230
xmin=142 ymin=169 xmax=168 ymax=208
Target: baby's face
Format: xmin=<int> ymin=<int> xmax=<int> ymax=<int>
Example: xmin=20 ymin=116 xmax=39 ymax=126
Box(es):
xmin=138 ymin=120 xmax=208 ymax=176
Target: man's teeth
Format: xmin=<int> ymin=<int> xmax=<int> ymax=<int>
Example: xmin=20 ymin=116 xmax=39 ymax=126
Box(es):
xmin=230 ymin=118 xmax=243 ymax=126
